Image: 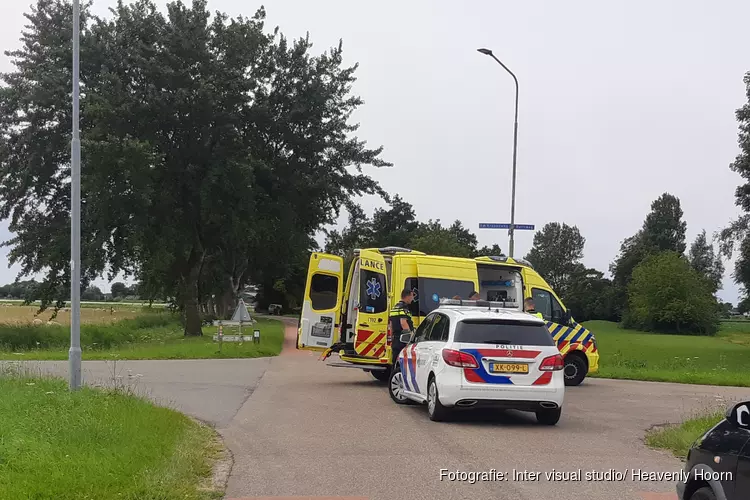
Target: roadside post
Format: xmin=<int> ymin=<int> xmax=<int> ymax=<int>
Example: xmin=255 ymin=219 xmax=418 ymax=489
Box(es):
xmin=253 ymin=329 xmax=260 ymax=344
xmin=218 ymin=320 xmax=224 ymax=354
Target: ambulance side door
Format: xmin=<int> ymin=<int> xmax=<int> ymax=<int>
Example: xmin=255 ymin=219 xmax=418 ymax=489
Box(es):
xmin=298 ymin=253 xmax=344 ymax=349
xmin=354 ymin=250 xmax=389 ymax=358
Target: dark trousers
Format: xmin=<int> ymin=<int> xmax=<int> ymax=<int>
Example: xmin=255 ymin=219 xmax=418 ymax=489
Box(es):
xmin=391 ymin=341 xmax=406 ymax=368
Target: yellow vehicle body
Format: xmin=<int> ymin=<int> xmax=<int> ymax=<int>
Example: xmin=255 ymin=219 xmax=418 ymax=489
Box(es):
xmin=297 ymin=247 xmax=599 ymax=385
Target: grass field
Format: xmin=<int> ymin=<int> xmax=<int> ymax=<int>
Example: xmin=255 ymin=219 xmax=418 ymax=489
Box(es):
xmin=0 ymin=372 xmax=222 ymax=499
xmin=0 ymin=303 xmax=146 ymax=325
xmin=585 ymin=320 xmax=750 ymax=387
xmin=0 ymin=306 xmax=285 ymax=360
xmin=646 ymin=412 xmax=723 ymax=458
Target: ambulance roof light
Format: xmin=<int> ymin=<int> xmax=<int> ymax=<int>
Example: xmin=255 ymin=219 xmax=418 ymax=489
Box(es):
xmin=486 ymin=255 xmax=508 ymax=262
xmin=438 ymin=298 xmax=519 ymax=310
xmin=378 ymin=246 xmax=413 ymax=254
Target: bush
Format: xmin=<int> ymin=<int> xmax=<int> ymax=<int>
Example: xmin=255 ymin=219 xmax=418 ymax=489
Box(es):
xmin=626 ymin=251 xmax=720 ymax=335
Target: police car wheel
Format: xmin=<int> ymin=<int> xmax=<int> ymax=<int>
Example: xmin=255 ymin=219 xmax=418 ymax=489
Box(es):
xmin=388 ymin=366 xmax=409 ymax=405
xmin=371 ymin=370 xmax=389 ymax=382
xmin=536 ymin=408 xmax=562 ymax=425
xmin=427 ymin=376 xmax=450 ymax=422
xmin=689 ymin=487 xmax=716 ymax=500
xmin=563 ymin=354 xmax=587 ymax=386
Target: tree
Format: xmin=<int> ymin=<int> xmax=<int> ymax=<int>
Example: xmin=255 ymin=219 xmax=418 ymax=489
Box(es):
xmin=641 ymin=193 xmax=687 ymax=254
xmin=562 ymin=267 xmax=617 ymax=322
xmin=524 ymin=222 xmax=586 ymax=297
xmin=473 ymin=244 xmax=504 ymax=258
xmin=0 ymin=0 xmax=389 ymax=335
xmin=81 ymin=286 xmax=105 ymax=302
xmin=719 ymin=72 xmax=750 ymax=294
xmin=110 ymin=282 xmax=129 ymax=299
xmin=610 ymin=193 xmax=688 ymax=317
xmin=626 ymin=252 xmax=719 ymax=335
xmin=688 ymin=230 xmax=724 ymax=293
xmin=408 ymin=220 xmax=477 ymax=257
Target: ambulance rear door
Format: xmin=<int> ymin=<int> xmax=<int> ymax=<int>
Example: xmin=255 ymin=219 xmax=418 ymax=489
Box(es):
xmin=298 ymin=252 xmax=344 ymax=350
xmin=354 ymin=250 xmax=389 ymax=358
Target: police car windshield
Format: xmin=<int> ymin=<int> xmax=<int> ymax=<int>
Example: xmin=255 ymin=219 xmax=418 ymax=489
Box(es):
xmin=454 ymin=319 xmax=554 ymax=346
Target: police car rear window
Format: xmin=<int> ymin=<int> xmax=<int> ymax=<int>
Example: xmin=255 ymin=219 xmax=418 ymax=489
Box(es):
xmin=453 ymin=319 xmax=554 ymax=346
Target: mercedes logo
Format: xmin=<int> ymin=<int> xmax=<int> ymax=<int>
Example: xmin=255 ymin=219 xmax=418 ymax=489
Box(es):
xmin=506 ymin=350 xmax=513 ymax=357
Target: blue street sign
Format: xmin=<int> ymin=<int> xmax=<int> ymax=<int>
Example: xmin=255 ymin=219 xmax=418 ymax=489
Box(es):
xmin=479 ymin=223 xmax=535 ymax=231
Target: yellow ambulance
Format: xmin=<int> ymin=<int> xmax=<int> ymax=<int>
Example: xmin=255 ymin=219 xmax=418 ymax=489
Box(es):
xmin=297 ymin=247 xmax=599 ymax=386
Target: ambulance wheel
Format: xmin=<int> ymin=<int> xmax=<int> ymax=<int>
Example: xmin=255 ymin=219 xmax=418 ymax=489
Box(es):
xmin=563 ymin=353 xmax=587 ymax=386
xmin=388 ymin=365 xmax=409 ymax=405
xmin=370 ymin=370 xmax=389 ymax=382
xmin=427 ymin=375 xmax=450 ymax=422
xmin=536 ymin=408 xmax=561 ymax=426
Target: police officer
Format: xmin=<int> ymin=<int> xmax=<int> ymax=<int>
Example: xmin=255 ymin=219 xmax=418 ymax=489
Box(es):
xmin=469 ymin=291 xmax=480 ymax=300
xmin=389 ymin=288 xmax=415 ymax=366
xmin=524 ymin=297 xmax=544 ymax=320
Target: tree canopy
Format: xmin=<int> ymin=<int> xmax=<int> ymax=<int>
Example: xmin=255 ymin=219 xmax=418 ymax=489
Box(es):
xmin=0 ymin=0 xmax=389 ymax=334
xmin=626 ymin=252 xmax=720 ymax=335
xmin=524 ymin=222 xmax=585 ymax=297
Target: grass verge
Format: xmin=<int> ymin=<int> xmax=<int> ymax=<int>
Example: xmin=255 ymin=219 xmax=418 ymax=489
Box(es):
xmin=645 ymin=412 xmax=723 ymax=458
xmin=584 ymin=320 xmax=750 ymax=387
xmin=0 ymin=373 xmax=222 ymax=499
xmin=0 ymin=315 xmax=284 ymax=360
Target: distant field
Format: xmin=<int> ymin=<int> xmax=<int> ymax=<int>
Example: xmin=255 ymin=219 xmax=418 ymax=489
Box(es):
xmin=0 ymin=303 xmax=149 ymax=325
xmin=584 ymin=320 xmax=750 ymax=387
xmin=0 ymin=304 xmax=284 ymax=360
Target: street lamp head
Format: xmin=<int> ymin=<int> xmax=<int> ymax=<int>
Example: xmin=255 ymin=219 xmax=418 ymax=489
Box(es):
xmin=477 ymin=48 xmax=493 ymax=56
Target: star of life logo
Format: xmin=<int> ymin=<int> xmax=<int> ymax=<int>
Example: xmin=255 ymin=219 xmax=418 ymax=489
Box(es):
xmin=366 ymin=278 xmax=381 ymax=300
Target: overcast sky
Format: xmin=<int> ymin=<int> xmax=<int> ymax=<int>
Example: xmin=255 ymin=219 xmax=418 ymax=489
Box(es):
xmin=1 ymin=0 xmax=748 ymax=302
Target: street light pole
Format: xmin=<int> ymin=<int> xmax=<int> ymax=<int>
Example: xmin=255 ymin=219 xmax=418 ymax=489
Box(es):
xmin=69 ymin=0 xmax=82 ymax=390
xmin=477 ymin=48 xmax=520 ymax=258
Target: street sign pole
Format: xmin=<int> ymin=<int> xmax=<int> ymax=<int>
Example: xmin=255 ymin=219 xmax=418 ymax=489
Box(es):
xmin=69 ymin=0 xmax=82 ymax=391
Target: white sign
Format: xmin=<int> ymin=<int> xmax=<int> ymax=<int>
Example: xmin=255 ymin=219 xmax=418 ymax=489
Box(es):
xmin=213 ymin=335 xmax=245 ymax=342
xmin=253 ymin=330 xmax=260 ymax=338
xmin=231 ymin=298 xmax=253 ymax=322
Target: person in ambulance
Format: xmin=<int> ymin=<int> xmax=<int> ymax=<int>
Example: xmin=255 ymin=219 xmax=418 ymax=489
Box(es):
xmin=389 ymin=289 xmax=415 ymax=366
xmin=524 ymin=297 xmax=544 ymax=320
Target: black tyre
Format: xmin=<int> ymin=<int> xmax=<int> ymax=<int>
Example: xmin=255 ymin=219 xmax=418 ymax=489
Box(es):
xmin=388 ymin=365 xmax=410 ymax=405
xmin=689 ymin=486 xmax=716 ymax=500
xmin=536 ymin=408 xmax=562 ymax=425
xmin=426 ymin=376 xmax=450 ymax=422
xmin=370 ymin=369 xmax=389 ymax=382
xmin=563 ymin=353 xmax=587 ymax=386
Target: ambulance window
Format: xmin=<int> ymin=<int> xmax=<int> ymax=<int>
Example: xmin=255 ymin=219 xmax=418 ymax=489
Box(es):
xmin=532 ymin=288 xmax=553 ymax=321
xmin=404 ymin=277 xmax=420 ymax=317
xmin=551 ymin=296 xmax=564 ymax=323
xmin=418 ymin=278 xmax=475 ymax=316
xmin=360 ymin=270 xmax=387 ymax=314
xmin=310 ymin=274 xmax=338 ymax=311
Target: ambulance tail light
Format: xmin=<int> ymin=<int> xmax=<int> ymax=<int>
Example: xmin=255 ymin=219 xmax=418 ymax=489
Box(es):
xmin=539 ymin=354 xmax=564 ymax=371
xmin=442 ymin=349 xmax=478 ymax=369
xmin=386 ymin=323 xmax=392 ymax=346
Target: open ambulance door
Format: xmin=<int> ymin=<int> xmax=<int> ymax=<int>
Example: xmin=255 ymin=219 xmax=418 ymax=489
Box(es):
xmin=298 ymin=253 xmax=344 ymax=350
xmin=353 ymin=250 xmax=389 ymax=358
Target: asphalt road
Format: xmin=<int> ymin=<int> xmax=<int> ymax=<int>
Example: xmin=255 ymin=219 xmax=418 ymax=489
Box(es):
xmin=16 ymin=318 xmax=750 ymax=500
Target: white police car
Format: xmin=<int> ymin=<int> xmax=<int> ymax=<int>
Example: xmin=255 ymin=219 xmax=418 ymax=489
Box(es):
xmin=388 ymin=299 xmax=565 ymax=424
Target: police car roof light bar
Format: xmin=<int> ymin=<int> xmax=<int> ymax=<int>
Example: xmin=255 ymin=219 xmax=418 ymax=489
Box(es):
xmin=438 ymin=298 xmax=518 ymax=310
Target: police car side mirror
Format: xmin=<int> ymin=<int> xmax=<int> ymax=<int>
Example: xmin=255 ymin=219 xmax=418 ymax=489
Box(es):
xmin=726 ymin=401 xmax=750 ymax=429
xmin=400 ymin=333 xmax=412 ymax=344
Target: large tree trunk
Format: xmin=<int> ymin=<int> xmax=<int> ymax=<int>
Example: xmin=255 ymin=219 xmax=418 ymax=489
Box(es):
xmin=181 ymin=247 xmax=205 ymax=336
